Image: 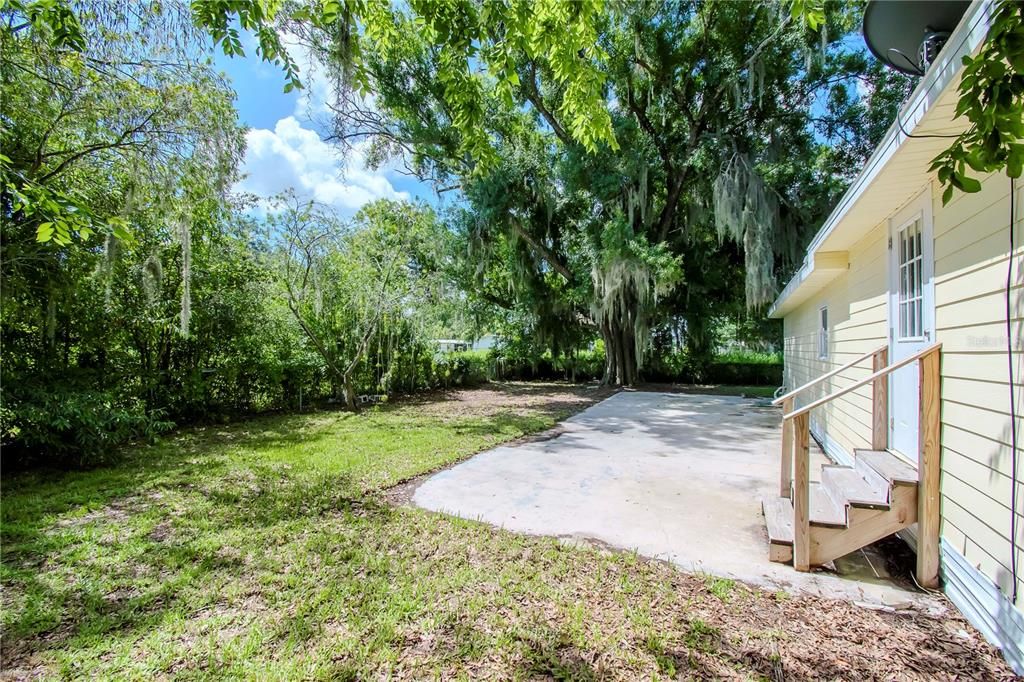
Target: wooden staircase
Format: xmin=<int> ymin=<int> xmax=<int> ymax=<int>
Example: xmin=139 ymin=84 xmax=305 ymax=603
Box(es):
xmin=762 ymin=343 xmax=943 ymax=587
xmin=763 ymin=449 xmax=917 ymax=565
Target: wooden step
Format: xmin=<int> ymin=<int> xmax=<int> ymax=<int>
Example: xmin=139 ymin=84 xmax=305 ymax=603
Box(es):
xmin=808 ymin=484 xmax=918 ymax=565
xmin=809 ymin=482 xmax=847 ymax=528
xmin=762 ymin=496 xmax=794 ymax=563
xmin=762 ymin=496 xmax=793 ymax=544
xmin=855 ymin=449 xmax=919 ymax=485
xmin=820 ymin=465 xmax=890 ymax=509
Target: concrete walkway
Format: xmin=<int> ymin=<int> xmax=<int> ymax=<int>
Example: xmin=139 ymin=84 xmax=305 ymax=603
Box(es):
xmin=413 ymin=391 xmax=939 ymax=609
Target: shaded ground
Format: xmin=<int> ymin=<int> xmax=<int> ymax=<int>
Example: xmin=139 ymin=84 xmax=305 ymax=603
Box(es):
xmin=1 ymin=383 xmax=1016 ymax=680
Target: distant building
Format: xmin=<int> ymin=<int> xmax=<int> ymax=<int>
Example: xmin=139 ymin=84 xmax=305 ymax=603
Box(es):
xmin=472 ymin=334 xmax=497 ymax=351
xmin=434 ymin=339 xmax=471 ymax=353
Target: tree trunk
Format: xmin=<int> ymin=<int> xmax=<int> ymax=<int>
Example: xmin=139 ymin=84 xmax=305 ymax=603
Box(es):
xmin=342 ymin=371 xmax=357 ymax=410
xmin=601 ymin=318 xmax=640 ymax=387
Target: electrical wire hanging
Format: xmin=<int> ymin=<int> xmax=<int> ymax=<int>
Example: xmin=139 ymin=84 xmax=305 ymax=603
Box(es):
xmin=894 ymin=79 xmax=961 ymax=141
xmin=1007 ymin=175 xmax=1020 ymax=604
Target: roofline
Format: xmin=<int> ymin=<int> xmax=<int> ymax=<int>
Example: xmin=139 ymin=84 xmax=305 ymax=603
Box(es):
xmin=768 ymin=0 xmax=994 ymax=319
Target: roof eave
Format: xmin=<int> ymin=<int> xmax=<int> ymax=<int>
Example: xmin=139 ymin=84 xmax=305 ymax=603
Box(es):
xmin=768 ymin=0 xmax=994 ymax=317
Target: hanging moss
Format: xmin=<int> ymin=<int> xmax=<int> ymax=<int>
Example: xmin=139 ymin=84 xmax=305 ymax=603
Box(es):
xmin=178 ymin=219 xmax=192 ymax=337
xmin=99 ymin=233 xmax=118 ymax=309
xmin=592 ymin=257 xmax=655 ymax=368
xmin=45 ymin=286 xmax=56 ymax=348
xmin=712 ymin=152 xmax=779 ymax=308
xmin=141 ymin=253 xmax=163 ymax=307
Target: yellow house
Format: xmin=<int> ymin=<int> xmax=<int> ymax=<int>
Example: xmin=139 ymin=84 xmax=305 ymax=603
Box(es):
xmin=764 ymin=0 xmax=1022 ymax=672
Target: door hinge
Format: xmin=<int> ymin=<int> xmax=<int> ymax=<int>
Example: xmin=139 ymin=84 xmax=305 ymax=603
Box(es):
xmin=888 ymin=236 xmax=893 ymax=250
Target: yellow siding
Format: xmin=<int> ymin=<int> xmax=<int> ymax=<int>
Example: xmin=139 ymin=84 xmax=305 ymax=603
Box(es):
xmin=782 ymin=221 xmax=888 ymax=461
xmin=934 ymin=174 xmax=1024 ymax=604
xmin=782 ymin=173 xmax=1024 ymax=607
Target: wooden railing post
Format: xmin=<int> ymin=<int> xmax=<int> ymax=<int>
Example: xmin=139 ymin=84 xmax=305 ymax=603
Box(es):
xmin=872 ymin=347 xmax=889 ymax=450
xmin=793 ymin=411 xmax=811 ymax=571
xmin=917 ymin=347 xmax=942 ymax=588
xmin=780 ymin=397 xmax=794 ymax=498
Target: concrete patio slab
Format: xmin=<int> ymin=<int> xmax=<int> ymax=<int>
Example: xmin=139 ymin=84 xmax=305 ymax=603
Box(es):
xmin=413 ymin=391 xmax=942 ymax=610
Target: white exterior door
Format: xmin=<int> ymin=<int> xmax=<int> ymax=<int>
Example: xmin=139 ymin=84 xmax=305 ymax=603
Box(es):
xmin=888 ymin=191 xmax=934 ymax=459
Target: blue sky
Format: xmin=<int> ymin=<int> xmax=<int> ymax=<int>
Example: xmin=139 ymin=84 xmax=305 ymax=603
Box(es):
xmin=213 ymin=38 xmax=435 ymax=216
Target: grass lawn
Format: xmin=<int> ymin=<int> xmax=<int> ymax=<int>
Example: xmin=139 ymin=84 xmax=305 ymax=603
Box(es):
xmin=1 ymin=383 xmax=1013 ymax=680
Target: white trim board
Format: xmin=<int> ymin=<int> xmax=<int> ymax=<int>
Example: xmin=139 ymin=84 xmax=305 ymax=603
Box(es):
xmin=940 ymin=538 xmax=1024 ymax=674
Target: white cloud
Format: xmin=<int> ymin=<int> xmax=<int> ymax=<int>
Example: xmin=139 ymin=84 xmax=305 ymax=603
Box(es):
xmin=235 ymin=116 xmax=409 ymax=214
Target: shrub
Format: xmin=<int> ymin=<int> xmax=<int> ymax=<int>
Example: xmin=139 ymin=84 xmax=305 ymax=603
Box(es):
xmin=433 ymin=350 xmax=489 ymax=388
xmin=1 ymin=384 xmax=174 ymax=468
xmin=713 ymin=349 xmax=783 ymax=365
xmin=704 ymin=361 xmax=783 ymax=385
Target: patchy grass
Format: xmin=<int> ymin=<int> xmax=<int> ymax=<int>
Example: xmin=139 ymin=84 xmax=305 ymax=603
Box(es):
xmin=704 ymin=576 xmax=736 ymax=602
xmin=1 ymin=383 xmax=1015 ymax=680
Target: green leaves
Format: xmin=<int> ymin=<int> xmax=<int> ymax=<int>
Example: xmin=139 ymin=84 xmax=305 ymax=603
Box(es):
xmin=34 ymin=222 xmax=54 ymax=242
xmin=189 ymin=0 xmax=304 ymax=92
xmin=190 ymin=0 xmax=617 ymax=166
xmin=789 ymin=0 xmax=825 ymax=32
xmin=933 ymin=0 xmax=1024 ymax=204
xmin=3 ymin=0 xmax=244 ymax=263
xmin=3 ymin=0 xmax=86 ymax=50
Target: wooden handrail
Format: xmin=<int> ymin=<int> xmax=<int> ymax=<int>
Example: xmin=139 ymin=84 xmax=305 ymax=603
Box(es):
xmin=771 ymin=345 xmax=886 ymax=405
xmin=783 ymin=342 xmax=941 ymax=421
xmin=780 ymin=340 xmax=941 ymax=588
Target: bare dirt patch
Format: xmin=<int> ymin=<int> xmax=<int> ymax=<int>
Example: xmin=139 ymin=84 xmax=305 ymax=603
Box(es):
xmin=393 ymin=380 xmax=617 ymax=419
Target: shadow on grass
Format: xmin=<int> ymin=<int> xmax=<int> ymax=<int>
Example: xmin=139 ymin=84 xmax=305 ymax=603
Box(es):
xmin=0 ymin=382 xmax=616 ymax=672
xmin=0 ymin=389 xmax=590 ymax=670
xmin=0 ymin=451 xmax=394 ymax=666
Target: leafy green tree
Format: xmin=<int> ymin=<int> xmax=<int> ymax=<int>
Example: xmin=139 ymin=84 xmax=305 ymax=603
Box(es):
xmin=266 ymin=196 xmax=454 ymax=409
xmin=304 ymin=1 xmax=890 ymax=384
xmin=9 ymin=0 xmax=1020 ymax=204
xmin=1 ymin=0 xmax=242 ymax=247
xmin=0 ymin=1 xmax=251 ymax=464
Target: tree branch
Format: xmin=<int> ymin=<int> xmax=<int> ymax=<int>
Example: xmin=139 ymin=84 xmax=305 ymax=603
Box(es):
xmin=508 ymin=217 xmax=575 ymax=284
xmin=522 ymin=62 xmax=573 ymax=147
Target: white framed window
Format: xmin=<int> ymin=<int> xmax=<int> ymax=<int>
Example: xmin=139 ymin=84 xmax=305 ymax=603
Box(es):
xmin=818 ymin=306 xmax=829 ymax=359
xmin=896 ymin=217 xmax=925 ymax=340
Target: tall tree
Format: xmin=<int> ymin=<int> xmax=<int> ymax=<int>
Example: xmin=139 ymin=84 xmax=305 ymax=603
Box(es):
xmin=265 ymin=197 xmax=452 ymax=409
xmin=303 ymin=0 xmax=894 ymax=384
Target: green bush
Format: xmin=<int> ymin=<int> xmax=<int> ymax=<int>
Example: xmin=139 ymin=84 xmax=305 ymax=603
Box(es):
xmin=713 ymin=349 xmax=783 ymax=365
xmin=704 ymin=361 xmax=783 ymax=385
xmin=432 ymin=350 xmax=489 ymax=388
xmin=482 ymin=345 xmax=781 ymax=387
xmin=2 ymin=383 xmax=175 ymax=467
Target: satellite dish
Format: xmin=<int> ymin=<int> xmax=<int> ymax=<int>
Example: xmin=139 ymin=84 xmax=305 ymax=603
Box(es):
xmin=863 ymin=1 xmax=971 ymax=76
